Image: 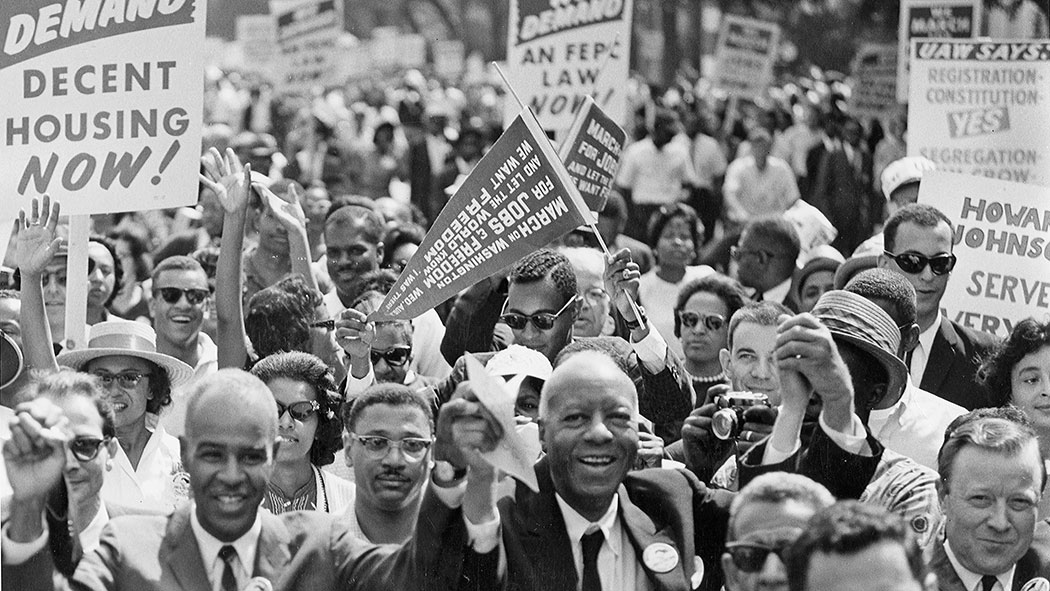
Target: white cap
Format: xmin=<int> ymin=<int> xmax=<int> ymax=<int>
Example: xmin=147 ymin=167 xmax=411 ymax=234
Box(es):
xmin=881 ymin=157 xmax=936 ymax=201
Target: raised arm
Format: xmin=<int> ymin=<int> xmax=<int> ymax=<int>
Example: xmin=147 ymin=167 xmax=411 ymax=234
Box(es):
xmin=12 ymin=196 xmax=63 ymax=374
xmin=200 ymin=148 xmax=251 ymax=369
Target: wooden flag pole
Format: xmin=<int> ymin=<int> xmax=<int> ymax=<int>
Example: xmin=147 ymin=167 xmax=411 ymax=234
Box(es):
xmin=493 ymin=62 xmax=648 ymax=329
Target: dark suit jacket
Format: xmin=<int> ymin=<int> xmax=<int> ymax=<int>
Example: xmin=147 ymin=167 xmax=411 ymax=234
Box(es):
xmin=930 ymin=524 xmax=1050 ymax=591
xmin=3 ymin=486 xmax=458 ymax=591
xmin=455 ymin=457 xmax=735 ymax=591
xmin=921 ymin=317 xmax=999 ymax=410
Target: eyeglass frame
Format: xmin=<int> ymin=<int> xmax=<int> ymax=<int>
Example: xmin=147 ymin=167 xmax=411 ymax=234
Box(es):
xmin=155 ymin=286 xmax=211 ymax=306
xmin=500 ymin=295 xmax=578 ymax=331
xmin=276 ymin=400 xmax=320 ymax=421
xmin=91 ymin=370 xmax=152 ymax=389
xmin=724 ymin=540 xmax=792 ymax=572
xmin=370 ymin=346 xmax=412 ymax=367
xmin=730 ymin=246 xmax=779 ymax=266
xmin=348 ymin=433 xmax=433 ymax=460
xmin=676 ymin=310 xmax=727 ymax=332
xmin=68 ymin=436 xmax=111 ymax=462
xmin=882 ymin=250 xmax=957 ymax=276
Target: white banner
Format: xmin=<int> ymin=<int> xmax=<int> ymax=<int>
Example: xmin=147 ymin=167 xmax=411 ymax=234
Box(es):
xmin=503 ymin=0 xmax=633 ymax=140
xmin=712 ymin=14 xmax=780 ymax=100
xmin=897 ymin=0 xmax=981 ymax=102
xmin=237 ymin=14 xmax=278 ymax=75
xmin=272 ymin=0 xmax=342 ymax=93
xmin=908 ymin=39 xmax=1050 ymax=187
xmin=918 ymin=171 xmax=1050 ymax=338
xmin=849 ymin=43 xmax=898 ymax=122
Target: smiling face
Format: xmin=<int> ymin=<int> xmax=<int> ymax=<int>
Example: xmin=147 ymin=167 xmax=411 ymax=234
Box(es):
xmin=83 ymin=355 xmax=153 ymax=431
xmin=86 ymin=242 xmax=116 ymax=309
xmin=150 ymin=269 xmax=210 ymax=348
xmin=504 ymin=280 xmax=577 ymax=363
xmin=539 ymin=355 xmax=638 ymax=520
xmin=879 ymin=221 xmax=953 ymax=325
xmin=1010 ymin=345 xmax=1050 ymax=437
xmin=325 ymin=220 xmax=382 ymax=300
xmin=347 ymin=403 xmax=432 ymax=512
xmin=268 ymin=377 xmax=319 ymax=464
xmin=679 ymin=291 xmax=730 ymax=369
xmin=721 ymin=322 xmax=781 ymax=405
xmin=940 ymin=443 xmax=1042 ymax=577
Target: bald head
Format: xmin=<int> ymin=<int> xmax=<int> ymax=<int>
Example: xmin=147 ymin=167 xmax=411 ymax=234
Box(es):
xmin=184 ymin=369 xmax=278 ymax=441
xmin=539 ymin=351 xmax=637 ymax=419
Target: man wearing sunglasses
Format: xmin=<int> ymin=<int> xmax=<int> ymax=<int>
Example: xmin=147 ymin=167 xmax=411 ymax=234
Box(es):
xmin=722 ymin=473 xmax=834 ymax=591
xmin=149 ymin=255 xmax=218 ymax=438
xmin=877 ymin=204 xmax=997 ymax=410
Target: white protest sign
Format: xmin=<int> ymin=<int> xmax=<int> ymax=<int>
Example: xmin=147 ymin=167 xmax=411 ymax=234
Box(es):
xmin=897 ymin=0 xmax=981 ymax=102
xmin=1 ymin=0 xmax=206 ymax=216
xmin=908 ymin=40 xmax=1050 ymax=187
xmin=918 ymin=171 xmax=1050 ymax=337
xmin=849 ymin=43 xmax=898 ymax=122
xmin=503 ymin=0 xmax=634 ymax=140
xmin=712 ymin=15 xmax=780 ymax=100
xmin=236 ymin=14 xmax=278 ymax=74
xmin=272 ymin=0 xmax=342 ymax=93
xmin=433 ymin=39 xmax=465 ymax=80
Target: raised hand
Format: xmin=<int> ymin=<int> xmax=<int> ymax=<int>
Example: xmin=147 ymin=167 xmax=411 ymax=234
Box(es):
xmin=604 ymin=247 xmax=642 ymax=320
xmin=3 ymin=398 xmax=69 ymax=503
xmin=434 ymin=382 xmax=504 ymax=472
xmin=259 ymin=183 xmax=308 ymax=235
xmin=199 ymin=147 xmax=251 ymax=214
xmin=12 ymin=195 xmax=62 ymax=278
xmin=335 ymin=307 xmax=375 ymax=359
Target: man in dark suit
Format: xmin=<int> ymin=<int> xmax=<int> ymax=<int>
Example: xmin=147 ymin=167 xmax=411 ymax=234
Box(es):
xmin=878 ymin=204 xmax=998 ymax=410
xmin=930 ymin=413 xmax=1050 ymax=591
xmin=446 ymin=342 xmax=880 ymax=591
xmin=1 ymin=369 xmax=487 ymax=591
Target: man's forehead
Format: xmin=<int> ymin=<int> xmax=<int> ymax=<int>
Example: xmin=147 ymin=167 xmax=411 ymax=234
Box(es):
xmin=507 ymin=280 xmax=562 ymax=311
xmin=894 ymin=221 xmax=953 ymax=249
xmin=731 ymin=322 xmax=777 ymax=350
xmin=326 ymin=219 xmax=378 ymax=245
xmin=357 ymin=403 xmax=431 ymax=433
xmin=154 ymin=269 xmax=209 ymax=289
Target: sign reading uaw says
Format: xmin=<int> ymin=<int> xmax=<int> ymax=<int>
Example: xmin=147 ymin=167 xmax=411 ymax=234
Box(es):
xmin=919 ymin=171 xmax=1050 ymax=338
xmin=372 ymin=110 xmax=593 ymax=321
xmin=908 ymin=40 xmax=1050 ymax=187
xmin=1 ymin=0 xmax=206 ymax=216
xmin=504 ymin=0 xmax=634 ymax=140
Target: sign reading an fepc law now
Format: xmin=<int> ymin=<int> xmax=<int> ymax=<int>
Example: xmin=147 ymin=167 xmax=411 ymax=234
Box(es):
xmin=1 ymin=0 xmax=206 ymax=216
xmin=372 ymin=109 xmax=593 ymax=321
xmin=908 ymin=40 xmax=1050 ymax=187
xmin=712 ymin=15 xmax=780 ymax=100
xmin=503 ymin=0 xmax=634 ymax=140
xmin=918 ymin=171 xmax=1050 ymax=338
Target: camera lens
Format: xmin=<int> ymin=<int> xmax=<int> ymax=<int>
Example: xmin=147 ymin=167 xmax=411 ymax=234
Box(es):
xmin=711 ymin=408 xmax=740 ymax=440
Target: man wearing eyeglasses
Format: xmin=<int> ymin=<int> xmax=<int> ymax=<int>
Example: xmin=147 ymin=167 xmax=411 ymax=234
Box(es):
xmin=877 ymin=204 xmax=997 ymax=410
xmin=149 ymin=256 xmax=218 ymax=438
xmin=722 ymin=472 xmax=834 ymax=591
xmin=731 ymin=218 xmax=801 ymax=310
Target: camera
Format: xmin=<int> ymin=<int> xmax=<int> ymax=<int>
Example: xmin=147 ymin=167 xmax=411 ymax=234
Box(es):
xmin=711 ymin=392 xmax=770 ymax=440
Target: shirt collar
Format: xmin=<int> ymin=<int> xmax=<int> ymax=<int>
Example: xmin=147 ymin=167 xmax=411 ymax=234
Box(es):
xmin=944 ymin=539 xmax=1015 ymax=591
xmin=189 ymin=501 xmax=263 ymax=579
xmin=555 ymin=492 xmax=622 ymax=558
xmin=78 ymin=502 xmax=110 ymax=553
xmin=868 ymin=378 xmax=915 ymax=429
xmin=918 ymin=310 xmax=942 ymax=352
xmin=763 ymin=277 xmax=793 ymax=305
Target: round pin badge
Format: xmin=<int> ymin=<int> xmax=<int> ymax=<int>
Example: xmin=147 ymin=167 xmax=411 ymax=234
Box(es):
xmin=1021 ymin=577 xmax=1050 ymax=591
xmin=642 ymin=542 xmax=679 ymax=573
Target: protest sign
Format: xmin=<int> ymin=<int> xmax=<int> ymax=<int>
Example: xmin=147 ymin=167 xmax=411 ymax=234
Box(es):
xmin=369 ymin=28 xmax=427 ymax=72
xmin=236 ymin=14 xmax=277 ymax=75
xmin=557 ymin=96 xmax=626 ymax=212
xmin=918 ymin=171 xmax=1050 ymax=338
xmin=0 ymin=0 xmax=206 ymax=216
xmin=712 ymin=15 xmax=780 ymax=100
xmin=849 ymin=43 xmax=898 ymax=122
xmin=272 ymin=0 xmax=342 ymax=93
xmin=897 ymin=0 xmax=980 ymax=102
xmin=433 ymin=39 xmax=465 ymax=80
xmin=372 ymin=109 xmax=594 ymax=320
xmin=907 ymin=39 xmax=1050 ymax=187
xmin=503 ymin=0 xmax=634 ymax=140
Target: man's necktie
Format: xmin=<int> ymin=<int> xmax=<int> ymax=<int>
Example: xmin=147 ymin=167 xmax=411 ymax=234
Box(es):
xmin=219 ymin=545 xmax=238 ymax=591
xmin=980 ymin=574 xmax=998 ymax=591
xmin=581 ymin=530 xmax=604 ymax=591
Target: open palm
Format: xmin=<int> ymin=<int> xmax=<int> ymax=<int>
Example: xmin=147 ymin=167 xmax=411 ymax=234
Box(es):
xmin=260 ymin=185 xmax=307 ymax=233
xmin=199 ymin=147 xmax=250 ymax=214
xmin=12 ymin=196 xmax=62 ymax=277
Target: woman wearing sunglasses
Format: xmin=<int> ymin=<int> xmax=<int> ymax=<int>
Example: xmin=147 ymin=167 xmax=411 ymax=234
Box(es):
xmin=250 ymin=351 xmax=354 ymax=515
xmin=673 ymin=273 xmax=751 ymax=396
xmin=978 ymin=318 xmax=1050 ymax=516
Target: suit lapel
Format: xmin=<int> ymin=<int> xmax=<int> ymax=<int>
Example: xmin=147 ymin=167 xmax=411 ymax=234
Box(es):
xmin=929 ymin=540 xmax=970 ymax=591
xmin=920 ymin=317 xmax=958 ymax=395
xmin=253 ymin=511 xmax=292 ymax=583
xmin=519 ymin=463 xmax=578 ymax=590
xmin=619 ymin=487 xmax=691 ymax=591
xmin=162 ymin=506 xmax=213 ymax=591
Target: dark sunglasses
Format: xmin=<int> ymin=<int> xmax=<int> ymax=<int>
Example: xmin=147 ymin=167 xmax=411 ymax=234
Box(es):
xmin=678 ymin=310 xmax=727 ymax=331
xmin=69 ymin=437 xmax=109 ymax=462
xmin=726 ymin=541 xmax=791 ymax=572
xmin=883 ymin=251 xmax=957 ymax=276
xmin=370 ymin=346 xmax=412 ymax=367
xmin=500 ymin=296 xmax=577 ymax=331
xmin=310 ymin=318 xmax=336 ymax=331
xmin=276 ymin=400 xmax=319 ymax=421
xmin=92 ymin=370 xmax=151 ymax=389
xmin=156 ymin=287 xmax=210 ymax=305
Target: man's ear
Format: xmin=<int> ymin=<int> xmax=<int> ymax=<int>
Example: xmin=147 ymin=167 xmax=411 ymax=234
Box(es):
xmin=343 ymin=432 xmax=354 ymax=467
xmin=719 ymin=349 xmax=731 ymax=374
xmin=537 ymin=419 xmax=548 ymax=454
xmin=900 ymin=322 xmax=920 ymax=356
xmin=867 ymin=383 xmax=888 ymax=410
xmin=721 ymin=553 xmax=738 ymax=589
xmin=179 ymin=436 xmax=190 ymax=468
xmin=375 ymin=241 xmax=384 ymax=266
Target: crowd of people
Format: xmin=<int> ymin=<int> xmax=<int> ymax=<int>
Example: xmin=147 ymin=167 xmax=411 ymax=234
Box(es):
xmin=1 ymin=61 xmax=1049 ymax=591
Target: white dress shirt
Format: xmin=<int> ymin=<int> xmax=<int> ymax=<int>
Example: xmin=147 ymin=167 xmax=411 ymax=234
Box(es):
xmin=190 ymin=503 xmax=262 ymax=591
xmin=554 ymin=493 xmax=653 ymax=591
xmin=944 ymin=539 xmax=1014 ymax=591
xmin=866 ymin=377 xmax=966 ymax=470
xmin=911 ymin=311 xmax=942 ymax=384
xmin=101 ymin=423 xmax=186 ymax=513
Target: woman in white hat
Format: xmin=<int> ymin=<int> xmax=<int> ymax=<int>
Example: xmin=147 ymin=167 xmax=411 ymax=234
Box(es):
xmin=14 ymin=196 xmax=194 ymax=514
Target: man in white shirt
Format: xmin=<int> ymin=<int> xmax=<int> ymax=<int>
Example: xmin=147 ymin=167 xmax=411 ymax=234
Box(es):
xmin=722 ymin=129 xmax=799 ymax=231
